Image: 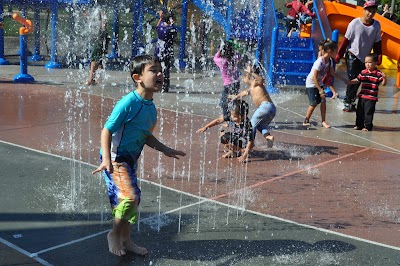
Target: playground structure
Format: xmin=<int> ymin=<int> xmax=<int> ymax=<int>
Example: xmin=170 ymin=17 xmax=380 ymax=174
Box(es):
xmin=1 ymin=0 xmax=399 ymax=88
xmin=0 ymin=0 xmax=278 ymax=86
xmin=270 ymin=0 xmax=400 ymax=88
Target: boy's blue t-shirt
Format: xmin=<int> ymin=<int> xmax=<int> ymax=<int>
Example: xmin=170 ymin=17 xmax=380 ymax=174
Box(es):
xmin=102 ymin=90 xmax=157 ymax=160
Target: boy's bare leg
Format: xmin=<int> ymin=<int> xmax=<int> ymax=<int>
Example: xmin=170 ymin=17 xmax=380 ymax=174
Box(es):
xmin=107 ymin=218 xmax=126 ymax=256
xmin=330 ymin=86 xmax=339 ymax=99
xmin=303 ymin=105 xmax=316 ymax=125
xmin=320 ymin=102 xmax=331 ymax=128
xmin=287 ymin=28 xmax=294 ymax=38
xmin=86 ymin=61 xmax=99 ymax=85
xmin=121 ymin=222 xmax=148 ymax=256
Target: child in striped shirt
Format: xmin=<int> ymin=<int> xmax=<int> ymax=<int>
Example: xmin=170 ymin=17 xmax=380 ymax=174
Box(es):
xmin=346 ymin=53 xmax=387 ymax=131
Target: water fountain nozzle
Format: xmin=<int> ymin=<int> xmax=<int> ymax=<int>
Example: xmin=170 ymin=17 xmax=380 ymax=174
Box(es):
xmin=12 ymin=13 xmax=33 ymax=35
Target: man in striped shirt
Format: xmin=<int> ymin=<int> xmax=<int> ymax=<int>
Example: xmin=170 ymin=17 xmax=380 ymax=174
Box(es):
xmin=346 ymin=53 xmax=387 ymax=131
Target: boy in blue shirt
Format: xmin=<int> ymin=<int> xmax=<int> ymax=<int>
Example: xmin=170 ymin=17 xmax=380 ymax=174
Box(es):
xmin=92 ymin=55 xmax=186 ymax=256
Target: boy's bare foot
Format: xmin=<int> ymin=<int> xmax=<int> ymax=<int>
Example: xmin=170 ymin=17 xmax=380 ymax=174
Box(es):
xmin=265 ymin=135 xmax=274 ymax=148
xmin=302 ymin=118 xmax=311 ymax=126
xmin=107 ymin=231 xmax=126 ymax=256
xmin=322 ymin=121 xmax=331 ymax=128
xmin=362 ymin=128 xmax=369 ymax=131
xmin=85 ymin=80 xmax=96 ymax=86
xmin=123 ymin=240 xmax=149 ymax=256
xmin=353 ymin=126 xmax=361 ymax=130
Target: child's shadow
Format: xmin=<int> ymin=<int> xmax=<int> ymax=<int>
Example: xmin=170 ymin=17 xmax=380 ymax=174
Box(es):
xmin=249 ymin=141 xmax=339 ymax=162
xmin=272 ymin=121 xmax=318 ymax=131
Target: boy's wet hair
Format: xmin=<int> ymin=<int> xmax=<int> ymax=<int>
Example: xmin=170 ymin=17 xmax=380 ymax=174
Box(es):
xmin=164 ymin=11 xmax=175 ymax=22
xmin=366 ymin=53 xmax=378 ymax=62
xmin=323 ymin=38 xmax=338 ymax=52
xmin=231 ymin=99 xmax=249 ymax=117
xmin=129 ymin=55 xmax=159 ymax=81
xmin=220 ymin=40 xmax=235 ymax=59
xmin=248 ymin=61 xmax=264 ymax=80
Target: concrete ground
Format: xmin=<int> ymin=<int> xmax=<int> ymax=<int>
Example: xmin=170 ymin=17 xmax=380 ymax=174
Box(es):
xmin=1 ymin=52 xmax=400 ymax=265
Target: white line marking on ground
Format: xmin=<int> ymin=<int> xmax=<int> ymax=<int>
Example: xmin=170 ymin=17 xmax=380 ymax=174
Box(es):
xmin=0 ymin=237 xmax=53 ymax=266
xmin=275 ymin=104 xmax=400 ymax=154
xmin=33 ymin=229 xmax=110 ymax=256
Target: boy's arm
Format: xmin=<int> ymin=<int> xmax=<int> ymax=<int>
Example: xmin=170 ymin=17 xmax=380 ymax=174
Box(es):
xmin=381 ymin=72 xmax=387 ymax=86
xmin=197 ymin=116 xmax=225 ymax=133
xmin=312 ymin=70 xmax=325 ymax=97
xmin=156 ymin=10 xmax=163 ymax=27
xmin=146 ymin=134 xmax=186 ymax=159
xmin=345 ymin=78 xmax=359 ymax=85
xmin=92 ymin=128 xmax=113 ymax=174
xmin=238 ymin=140 xmax=253 ymax=163
xmin=335 ymin=37 xmax=349 ymax=63
xmin=229 ymin=89 xmax=249 ymax=100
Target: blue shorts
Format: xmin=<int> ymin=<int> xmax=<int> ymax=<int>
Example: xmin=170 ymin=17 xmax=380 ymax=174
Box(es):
xmin=306 ymin=87 xmax=326 ymax=106
xmin=251 ymin=101 xmax=276 ymax=137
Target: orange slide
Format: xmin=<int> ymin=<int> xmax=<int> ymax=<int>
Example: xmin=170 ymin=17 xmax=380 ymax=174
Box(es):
xmin=324 ymin=1 xmax=400 ymax=87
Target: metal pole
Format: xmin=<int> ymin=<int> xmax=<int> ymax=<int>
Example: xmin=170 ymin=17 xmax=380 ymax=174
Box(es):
xmin=30 ymin=8 xmax=44 ymax=61
xmin=108 ymin=1 xmax=119 ymax=59
xmin=390 ymin=0 xmax=396 ymax=15
xmin=45 ymin=0 xmax=62 ymax=68
xmin=179 ymin=0 xmax=188 ymax=68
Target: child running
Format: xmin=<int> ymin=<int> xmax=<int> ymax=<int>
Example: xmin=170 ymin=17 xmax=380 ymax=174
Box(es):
xmin=346 ymin=53 xmax=387 ymax=131
xmin=197 ymin=99 xmax=254 ymax=163
xmin=92 ymin=55 xmax=186 ymax=256
xmin=230 ymin=62 xmax=276 ymax=148
xmin=303 ymin=39 xmax=338 ymax=128
xmin=214 ymin=40 xmax=241 ymax=120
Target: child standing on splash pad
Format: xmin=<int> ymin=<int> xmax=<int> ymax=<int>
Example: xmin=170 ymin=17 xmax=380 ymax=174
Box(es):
xmin=197 ymin=99 xmax=254 ymax=163
xmin=85 ymin=7 xmax=110 ymax=86
xmin=154 ymin=10 xmax=177 ymax=93
xmin=303 ymin=39 xmax=343 ymax=128
xmin=346 ymin=53 xmax=387 ymax=131
xmin=92 ymin=55 xmax=185 ymax=256
xmin=214 ymin=40 xmax=241 ymax=121
xmin=229 ymin=63 xmax=276 ymax=149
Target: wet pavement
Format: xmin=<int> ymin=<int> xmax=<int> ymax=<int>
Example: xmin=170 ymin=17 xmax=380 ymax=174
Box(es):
xmin=1 ymin=54 xmax=400 ymax=265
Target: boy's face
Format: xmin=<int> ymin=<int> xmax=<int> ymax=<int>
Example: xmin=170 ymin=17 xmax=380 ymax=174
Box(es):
xmin=230 ymin=110 xmax=244 ymax=123
xmin=365 ymin=56 xmax=376 ymax=71
xmin=135 ymin=62 xmax=163 ymax=92
xmin=329 ymin=47 xmax=338 ymax=58
xmin=363 ymin=7 xmax=377 ymax=22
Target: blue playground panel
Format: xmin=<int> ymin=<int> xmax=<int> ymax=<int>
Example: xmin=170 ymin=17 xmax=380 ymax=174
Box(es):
xmin=273 ymin=30 xmax=315 ymax=86
xmin=4 ymin=0 xmax=93 ymax=5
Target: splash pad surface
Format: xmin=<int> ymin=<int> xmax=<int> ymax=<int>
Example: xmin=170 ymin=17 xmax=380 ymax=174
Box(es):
xmin=0 ymin=65 xmax=400 ymax=265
